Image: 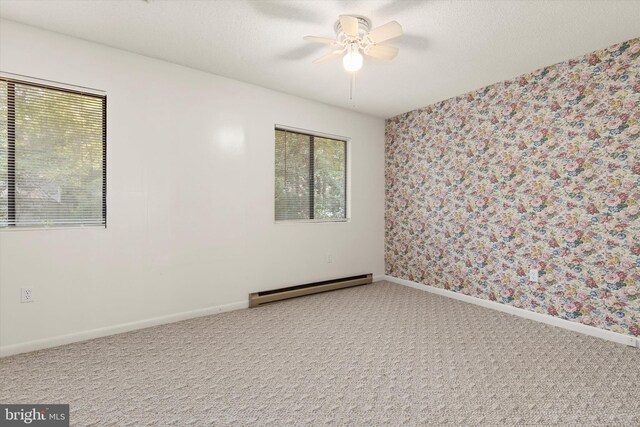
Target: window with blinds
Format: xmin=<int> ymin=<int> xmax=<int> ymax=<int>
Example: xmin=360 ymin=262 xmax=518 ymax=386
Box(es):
xmin=275 ymin=128 xmax=347 ymax=222
xmin=0 ymin=77 xmax=106 ymax=228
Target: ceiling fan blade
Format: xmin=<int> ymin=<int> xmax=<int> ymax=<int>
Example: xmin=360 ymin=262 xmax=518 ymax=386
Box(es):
xmin=303 ymin=36 xmax=337 ymax=45
xmin=340 ymin=15 xmax=359 ymax=37
xmin=365 ymin=45 xmax=399 ymax=61
xmin=367 ymin=20 xmax=403 ymax=44
xmin=312 ymin=50 xmax=343 ymax=64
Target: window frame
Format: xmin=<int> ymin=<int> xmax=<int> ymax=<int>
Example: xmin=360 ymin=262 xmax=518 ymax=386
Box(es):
xmin=274 ymin=125 xmax=349 ymax=224
xmin=0 ymin=74 xmax=107 ymax=230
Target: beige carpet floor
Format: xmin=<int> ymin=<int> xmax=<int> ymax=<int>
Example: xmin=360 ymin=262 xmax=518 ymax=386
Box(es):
xmin=1 ymin=281 xmax=639 ymax=426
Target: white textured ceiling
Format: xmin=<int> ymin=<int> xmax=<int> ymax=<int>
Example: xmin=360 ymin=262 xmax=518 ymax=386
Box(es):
xmin=1 ymin=0 xmax=639 ymax=118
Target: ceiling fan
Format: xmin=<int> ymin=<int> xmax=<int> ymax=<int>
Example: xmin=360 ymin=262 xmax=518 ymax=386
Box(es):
xmin=304 ymin=15 xmax=403 ymax=73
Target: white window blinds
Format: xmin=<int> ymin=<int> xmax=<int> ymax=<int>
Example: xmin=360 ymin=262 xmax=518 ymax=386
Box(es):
xmin=275 ymin=128 xmax=347 ymax=222
xmin=0 ymin=77 xmax=106 ymax=228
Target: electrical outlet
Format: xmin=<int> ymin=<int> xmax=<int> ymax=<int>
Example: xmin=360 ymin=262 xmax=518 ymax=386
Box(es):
xmin=327 ymin=254 xmax=333 ymax=264
xmin=21 ymin=287 xmax=34 ymax=303
xmin=529 ymin=269 xmax=539 ymax=282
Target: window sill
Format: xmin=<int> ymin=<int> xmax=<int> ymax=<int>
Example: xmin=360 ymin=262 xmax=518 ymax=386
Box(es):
xmin=275 ymin=219 xmax=350 ymax=224
xmin=0 ymin=225 xmax=107 ymax=232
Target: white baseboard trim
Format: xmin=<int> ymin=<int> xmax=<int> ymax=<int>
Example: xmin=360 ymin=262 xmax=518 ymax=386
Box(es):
xmin=0 ymin=300 xmax=248 ymax=358
xmin=372 ymin=274 xmax=386 ymax=283
xmin=385 ymin=275 xmax=639 ymax=348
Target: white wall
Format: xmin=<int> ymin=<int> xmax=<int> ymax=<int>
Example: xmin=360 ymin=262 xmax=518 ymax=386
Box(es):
xmin=0 ymin=20 xmax=385 ymax=355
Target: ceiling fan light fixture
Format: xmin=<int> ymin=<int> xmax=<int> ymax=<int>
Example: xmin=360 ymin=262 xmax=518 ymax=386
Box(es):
xmin=343 ymin=44 xmax=363 ymax=72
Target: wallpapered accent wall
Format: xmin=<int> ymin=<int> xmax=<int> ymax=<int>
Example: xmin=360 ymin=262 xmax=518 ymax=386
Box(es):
xmin=385 ymin=38 xmax=640 ymax=337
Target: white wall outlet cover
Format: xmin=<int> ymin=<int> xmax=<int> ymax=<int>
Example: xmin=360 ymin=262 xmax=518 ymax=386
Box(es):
xmin=21 ymin=288 xmax=34 ymax=303
xmin=529 ymin=269 xmax=539 ymax=282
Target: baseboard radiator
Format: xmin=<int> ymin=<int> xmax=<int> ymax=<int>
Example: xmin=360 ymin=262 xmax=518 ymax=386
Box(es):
xmin=249 ymin=274 xmax=373 ymax=308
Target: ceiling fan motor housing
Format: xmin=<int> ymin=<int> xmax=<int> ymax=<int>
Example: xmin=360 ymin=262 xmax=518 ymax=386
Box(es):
xmin=334 ymin=15 xmax=371 ymax=40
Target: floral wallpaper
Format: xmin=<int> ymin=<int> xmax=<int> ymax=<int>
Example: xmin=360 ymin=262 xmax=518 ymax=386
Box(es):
xmin=385 ymin=38 xmax=640 ymax=337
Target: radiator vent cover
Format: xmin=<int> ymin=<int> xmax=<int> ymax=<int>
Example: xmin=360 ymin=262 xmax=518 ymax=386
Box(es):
xmin=249 ymin=274 xmax=373 ymax=307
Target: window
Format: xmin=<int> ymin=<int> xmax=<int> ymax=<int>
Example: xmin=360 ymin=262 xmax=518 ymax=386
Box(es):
xmin=275 ymin=127 xmax=347 ymax=222
xmin=0 ymin=76 xmax=106 ymax=228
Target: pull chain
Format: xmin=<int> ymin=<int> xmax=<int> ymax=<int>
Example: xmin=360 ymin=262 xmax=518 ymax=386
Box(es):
xmin=349 ymin=72 xmax=356 ymax=100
